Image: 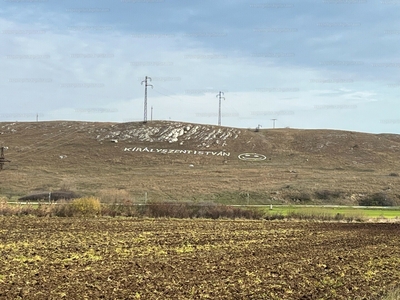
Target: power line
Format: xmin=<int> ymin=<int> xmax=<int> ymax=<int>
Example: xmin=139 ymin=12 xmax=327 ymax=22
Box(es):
xmin=152 ymin=89 xmax=180 ymax=101
xmin=141 ymin=76 xmax=153 ymax=123
xmin=151 ymin=86 xmax=241 ymax=125
xmin=153 ymin=85 xmax=186 ymax=102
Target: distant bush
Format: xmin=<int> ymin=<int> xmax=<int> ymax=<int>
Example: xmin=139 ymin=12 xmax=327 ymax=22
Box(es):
xmin=314 ymin=190 xmax=343 ymax=200
xmin=53 ymin=197 xmax=101 ymax=217
xmin=71 ymin=197 xmax=101 ymax=216
xmin=359 ymin=193 xmax=394 ymax=207
xmin=0 ymin=199 xmax=263 ymax=219
xmin=100 ymin=199 xmax=139 ymax=217
xmin=98 ymin=189 xmax=131 ymax=203
xmin=0 ymin=202 xmax=51 ymax=217
xmin=52 ymin=200 xmax=263 ymax=219
xmin=142 ymin=202 xmax=263 ymax=219
xmin=389 ymin=172 xmax=399 ymax=177
xmin=289 ymin=192 xmax=312 ymax=203
xmin=18 ymin=191 xmax=80 ymax=202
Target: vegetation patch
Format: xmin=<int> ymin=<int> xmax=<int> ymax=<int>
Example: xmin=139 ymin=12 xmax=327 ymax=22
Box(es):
xmin=52 ymin=196 xmax=102 ymax=217
xmin=288 ymin=192 xmax=312 ymax=203
xmin=18 ymin=191 xmax=80 ymax=202
xmin=359 ymin=193 xmax=395 ymax=207
xmin=314 ymin=189 xmax=344 ymax=201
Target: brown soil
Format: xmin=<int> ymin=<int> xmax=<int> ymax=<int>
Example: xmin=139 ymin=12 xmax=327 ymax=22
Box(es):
xmin=0 ymin=218 xmax=399 ymax=299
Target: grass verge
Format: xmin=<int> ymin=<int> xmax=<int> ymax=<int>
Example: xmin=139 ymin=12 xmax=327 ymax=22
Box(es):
xmin=265 ymin=206 xmax=400 ymax=220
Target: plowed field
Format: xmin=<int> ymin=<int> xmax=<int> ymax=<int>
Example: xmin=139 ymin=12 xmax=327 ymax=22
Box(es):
xmin=0 ymin=218 xmax=399 ymax=299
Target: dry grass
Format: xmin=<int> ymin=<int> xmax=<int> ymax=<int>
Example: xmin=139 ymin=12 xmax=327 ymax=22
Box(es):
xmin=0 ymin=200 xmax=264 ymax=219
xmin=1 ymin=121 xmax=400 ymax=204
xmin=381 ymin=287 xmax=400 ymax=300
xmin=97 ymin=188 xmax=131 ymax=203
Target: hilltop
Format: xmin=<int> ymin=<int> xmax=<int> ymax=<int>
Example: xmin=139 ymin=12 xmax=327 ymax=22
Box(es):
xmin=1 ymin=120 xmax=400 ymax=204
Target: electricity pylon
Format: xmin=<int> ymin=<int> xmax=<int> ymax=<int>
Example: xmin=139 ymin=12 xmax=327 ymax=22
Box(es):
xmin=216 ymin=91 xmax=225 ymax=126
xmin=141 ymin=76 xmax=153 ymax=123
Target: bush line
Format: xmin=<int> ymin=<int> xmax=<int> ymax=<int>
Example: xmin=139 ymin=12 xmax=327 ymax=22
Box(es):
xmin=1 ymin=197 xmax=368 ymax=222
xmin=0 ymin=197 xmax=263 ymax=219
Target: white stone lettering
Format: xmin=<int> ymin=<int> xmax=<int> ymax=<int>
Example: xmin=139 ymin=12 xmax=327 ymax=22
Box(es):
xmin=124 ymin=146 xmax=231 ymax=157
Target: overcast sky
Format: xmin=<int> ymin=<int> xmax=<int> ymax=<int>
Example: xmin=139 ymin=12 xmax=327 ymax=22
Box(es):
xmin=1 ymin=0 xmax=400 ymax=133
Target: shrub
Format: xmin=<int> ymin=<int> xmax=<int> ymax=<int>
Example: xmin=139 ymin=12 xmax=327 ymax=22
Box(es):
xmin=389 ymin=172 xmax=399 ymax=177
xmin=18 ymin=191 xmax=80 ymax=202
xmin=0 ymin=202 xmax=51 ymax=217
xmin=359 ymin=193 xmax=394 ymax=207
xmin=51 ymin=201 xmax=73 ymax=217
xmin=53 ymin=197 xmax=101 ymax=217
xmin=72 ymin=197 xmax=101 ymax=216
xmin=101 ymin=199 xmax=139 ymax=217
xmin=138 ymin=202 xmax=263 ymax=219
xmin=289 ymin=192 xmax=312 ymax=203
xmin=98 ymin=189 xmax=131 ymax=204
xmin=314 ymin=190 xmax=343 ymax=200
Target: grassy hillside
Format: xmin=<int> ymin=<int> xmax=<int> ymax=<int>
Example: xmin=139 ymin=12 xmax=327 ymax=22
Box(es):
xmin=1 ymin=120 xmax=400 ymax=204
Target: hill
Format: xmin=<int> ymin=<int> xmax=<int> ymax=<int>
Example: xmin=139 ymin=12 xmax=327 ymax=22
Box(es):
xmin=1 ymin=120 xmax=400 ymax=205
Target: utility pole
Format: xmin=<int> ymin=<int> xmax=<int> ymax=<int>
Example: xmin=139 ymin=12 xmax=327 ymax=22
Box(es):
xmin=216 ymin=91 xmax=225 ymax=126
xmin=141 ymin=76 xmax=153 ymax=123
xmin=36 ymin=113 xmax=38 ymax=122
xmin=0 ymin=147 xmax=10 ymax=171
xmin=151 ymin=106 xmax=153 ymax=121
xmin=271 ymin=119 xmax=277 ymax=129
